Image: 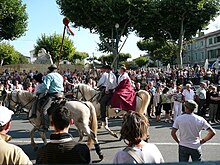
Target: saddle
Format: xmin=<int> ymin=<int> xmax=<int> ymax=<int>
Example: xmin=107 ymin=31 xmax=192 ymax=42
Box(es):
xmin=47 ymin=99 xmax=67 ymax=116
xmin=36 ymin=95 xmax=65 ymax=115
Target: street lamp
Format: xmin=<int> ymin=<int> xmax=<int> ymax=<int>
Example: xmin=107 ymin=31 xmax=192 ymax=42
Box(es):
xmin=114 ymin=23 xmax=119 ymax=71
xmin=115 ymin=23 xmax=119 ymax=29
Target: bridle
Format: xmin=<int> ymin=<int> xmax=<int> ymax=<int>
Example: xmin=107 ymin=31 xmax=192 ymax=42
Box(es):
xmin=74 ymin=85 xmax=99 ymax=102
xmin=6 ymin=91 xmax=35 ymax=115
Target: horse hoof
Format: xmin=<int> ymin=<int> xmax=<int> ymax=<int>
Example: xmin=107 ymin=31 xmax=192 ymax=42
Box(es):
xmin=99 ymin=154 xmax=104 ymax=160
xmin=33 ymin=146 xmax=38 ymax=152
xmin=113 ymin=133 xmax=118 ymax=138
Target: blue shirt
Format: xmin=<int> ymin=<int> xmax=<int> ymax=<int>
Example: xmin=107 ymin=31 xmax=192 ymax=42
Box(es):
xmin=39 ymin=72 xmax=64 ymax=94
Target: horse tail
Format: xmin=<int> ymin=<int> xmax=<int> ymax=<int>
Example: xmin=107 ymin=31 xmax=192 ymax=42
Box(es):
xmin=86 ymin=101 xmax=98 ymax=148
xmin=137 ymin=90 xmax=151 ymax=115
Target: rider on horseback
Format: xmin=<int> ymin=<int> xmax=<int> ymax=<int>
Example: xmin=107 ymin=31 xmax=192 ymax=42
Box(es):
xmin=100 ymin=65 xmax=117 ymax=122
xmin=111 ymin=65 xmax=136 ymax=111
xmin=36 ymin=64 xmax=64 ymax=131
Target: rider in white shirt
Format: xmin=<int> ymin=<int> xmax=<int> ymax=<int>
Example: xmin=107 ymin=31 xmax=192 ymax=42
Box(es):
xmin=97 ymin=65 xmax=108 ymax=89
xmin=118 ymin=71 xmax=131 ymax=85
xmin=100 ymin=66 xmax=117 ymax=122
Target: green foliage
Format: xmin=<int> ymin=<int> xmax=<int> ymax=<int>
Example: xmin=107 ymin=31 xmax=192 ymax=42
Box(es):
xmin=56 ymin=0 xmax=152 ymax=54
xmin=135 ymin=0 xmax=220 ymax=40
xmin=87 ymin=56 xmax=98 ymax=63
xmin=98 ymin=53 xmax=131 ymax=65
xmin=0 ymin=42 xmax=28 ymax=65
xmin=71 ymin=51 xmax=89 ymax=63
xmin=16 ymin=51 xmax=29 ymax=64
xmin=0 ymin=0 xmax=28 ymax=41
xmin=134 ymin=56 xmax=149 ymax=67
xmin=135 ymin=0 xmax=220 ymax=65
xmin=137 ymin=39 xmax=178 ymax=65
xmin=122 ymin=61 xmax=138 ymax=70
xmin=34 ymin=33 xmax=76 ymax=63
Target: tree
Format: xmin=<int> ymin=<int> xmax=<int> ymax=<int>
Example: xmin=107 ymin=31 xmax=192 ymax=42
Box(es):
xmin=134 ymin=56 xmax=149 ymax=68
xmin=71 ymin=51 xmax=89 ymax=63
xmin=0 ymin=0 xmax=28 ymax=41
xmin=137 ymin=39 xmax=178 ymax=65
xmin=0 ymin=42 xmax=28 ymax=65
xmin=135 ymin=0 xmax=220 ymax=66
xmin=34 ymin=33 xmax=76 ymax=63
xmin=56 ymin=0 xmax=153 ymax=69
xmin=123 ymin=61 xmax=139 ymax=70
xmin=16 ymin=51 xmax=29 ymax=64
xmin=86 ymin=56 xmax=98 ymax=64
xmin=98 ymin=53 xmax=131 ymax=65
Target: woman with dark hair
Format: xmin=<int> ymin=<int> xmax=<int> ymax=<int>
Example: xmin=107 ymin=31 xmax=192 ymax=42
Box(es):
xmin=113 ymin=111 xmax=164 ymax=164
xmin=111 ymin=65 xmax=136 ymax=111
xmin=29 ymin=73 xmax=44 ymax=119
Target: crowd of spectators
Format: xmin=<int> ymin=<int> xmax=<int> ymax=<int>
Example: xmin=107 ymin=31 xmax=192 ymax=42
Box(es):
xmin=0 ymin=65 xmax=219 ymax=124
xmin=0 ymin=65 xmax=219 ymax=164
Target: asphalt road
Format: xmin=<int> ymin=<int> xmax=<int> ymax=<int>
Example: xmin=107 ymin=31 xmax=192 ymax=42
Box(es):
xmin=8 ymin=113 xmax=220 ymax=164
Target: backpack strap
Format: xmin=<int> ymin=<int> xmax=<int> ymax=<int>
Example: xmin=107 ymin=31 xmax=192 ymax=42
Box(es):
xmin=123 ymin=147 xmax=145 ymax=164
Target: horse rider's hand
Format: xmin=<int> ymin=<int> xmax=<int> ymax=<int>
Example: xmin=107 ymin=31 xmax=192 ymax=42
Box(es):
xmin=105 ymin=91 xmax=110 ymax=94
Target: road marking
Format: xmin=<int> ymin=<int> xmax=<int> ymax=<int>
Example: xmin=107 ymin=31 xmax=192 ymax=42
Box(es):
xmin=154 ymin=143 xmax=220 ymax=146
xmin=10 ymin=140 xmax=220 ymax=146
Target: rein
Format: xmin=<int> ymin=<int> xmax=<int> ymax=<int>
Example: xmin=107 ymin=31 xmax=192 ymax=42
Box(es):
xmin=75 ymin=85 xmax=99 ymax=102
xmin=8 ymin=91 xmax=35 ymax=114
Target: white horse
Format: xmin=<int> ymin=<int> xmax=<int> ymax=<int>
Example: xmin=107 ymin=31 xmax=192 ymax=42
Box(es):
xmin=74 ymin=84 xmax=150 ymax=137
xmin=4 ymin=90 xmax=103 ymax=160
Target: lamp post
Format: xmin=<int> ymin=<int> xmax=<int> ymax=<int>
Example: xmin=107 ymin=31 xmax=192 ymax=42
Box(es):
xmin=114 ymin=23 xmax=119 ymax=71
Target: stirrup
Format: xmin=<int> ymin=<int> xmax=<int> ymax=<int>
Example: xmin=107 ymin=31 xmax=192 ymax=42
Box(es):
xmin=115 ymin=109 xmax=120 ymax=113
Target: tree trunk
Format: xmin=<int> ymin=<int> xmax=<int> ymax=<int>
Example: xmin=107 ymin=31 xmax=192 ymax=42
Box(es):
xmin=177 ymin=17 xmax=185 ymax=68
xmin=0 ymin=59 xmax=4 ymax=66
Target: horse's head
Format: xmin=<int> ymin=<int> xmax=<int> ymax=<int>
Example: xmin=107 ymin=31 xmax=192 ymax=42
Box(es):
xmin=72 ymin=84 xmax=86 ymax=101
xmin=4 ymin=90 xmax=35 ymax=113
xmin=4 ymin=90 xmax=20 ymax=111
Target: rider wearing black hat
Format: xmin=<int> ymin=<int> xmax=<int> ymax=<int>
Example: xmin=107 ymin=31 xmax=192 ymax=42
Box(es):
xmin=36 ymin=64 xmax=64 ymax=131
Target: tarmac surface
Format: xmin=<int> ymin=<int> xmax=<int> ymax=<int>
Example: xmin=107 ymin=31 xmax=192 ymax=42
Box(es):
xmin=8 ymin=113 xmax=220 ymax=164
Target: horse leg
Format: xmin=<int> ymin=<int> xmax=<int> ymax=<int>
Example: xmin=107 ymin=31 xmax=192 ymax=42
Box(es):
xmin=30 ymin=127 xmax=38 ymax=151
xmin=78 ymin=130 xmax=84 ymax=143
xmin=103 ymin=117 xmax=118 ymax=138
xmin=39 ymin=131 xmax=47 ymax=145
xmin=83 ymin=126 xmax=104 ymax=160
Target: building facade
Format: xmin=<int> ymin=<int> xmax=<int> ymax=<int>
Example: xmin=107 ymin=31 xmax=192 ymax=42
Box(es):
xmin=183 ymin=30 xmax=220 ymax=65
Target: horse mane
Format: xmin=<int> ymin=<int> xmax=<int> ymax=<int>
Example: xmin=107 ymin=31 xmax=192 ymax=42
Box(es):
xmin=78 ymin=83 xmax=98 ymax=99
xmin=18 ymin=90 xmax=35 ymax=102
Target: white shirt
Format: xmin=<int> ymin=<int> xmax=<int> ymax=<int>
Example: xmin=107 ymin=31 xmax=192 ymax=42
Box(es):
xmin=196 ymin=88 xmax=206 ymax=100
xmin=113 ymin=143 xmax=164 ymax=164
xmin=97 ymin=72 xmax=108 ymax=87
xmin=173 ymin=113 xmax=211 ymax=149
xmin=182 ymin=89 xmax=195 ymax=101
xmin=118 ymin=72 xmax=131 ymax=84
xmin=105 ymin=71 xmax=117 ymax=92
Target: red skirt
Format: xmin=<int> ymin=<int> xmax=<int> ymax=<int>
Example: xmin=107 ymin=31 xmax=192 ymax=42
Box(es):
xmin=111 ymin=78 xmax=136 ymax=111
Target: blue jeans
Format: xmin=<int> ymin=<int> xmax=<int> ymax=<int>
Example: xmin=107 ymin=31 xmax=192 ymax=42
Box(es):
xmin=179 ymin=145 xmax=201 ymax=162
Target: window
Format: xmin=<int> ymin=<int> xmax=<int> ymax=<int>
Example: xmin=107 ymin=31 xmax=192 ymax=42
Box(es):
xmin=210 ymin=50 xmax=217 ymax=59
xmin=201 ymin=52 xmax=204 ymax=60
xmin=209 ymin=38 xmax=213 ymax=45
xmin=217 ymin=36 xmax=220 ymax=42
xmin=200 ymin=41 xmax=203 ymax=47
xmin=217 ymin=49 xmax=220 ymax=56
xmin=214 ymin=37 xmax=217 ymax=43
xmin=188 ymin=45 xmax=191 ymax=50
xmin=195 ymin=53 xmax=197 ymax=60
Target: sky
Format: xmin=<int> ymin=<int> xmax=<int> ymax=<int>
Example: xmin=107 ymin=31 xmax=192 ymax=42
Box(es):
xmin=10 ymin=0 xmax=220 ymax=59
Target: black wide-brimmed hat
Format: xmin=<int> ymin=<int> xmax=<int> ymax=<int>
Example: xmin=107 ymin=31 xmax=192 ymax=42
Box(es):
xmin=48 ymin=64 xmax=58 ymax=70
xmin=105 ymin=65 xmax=112 ymax=70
